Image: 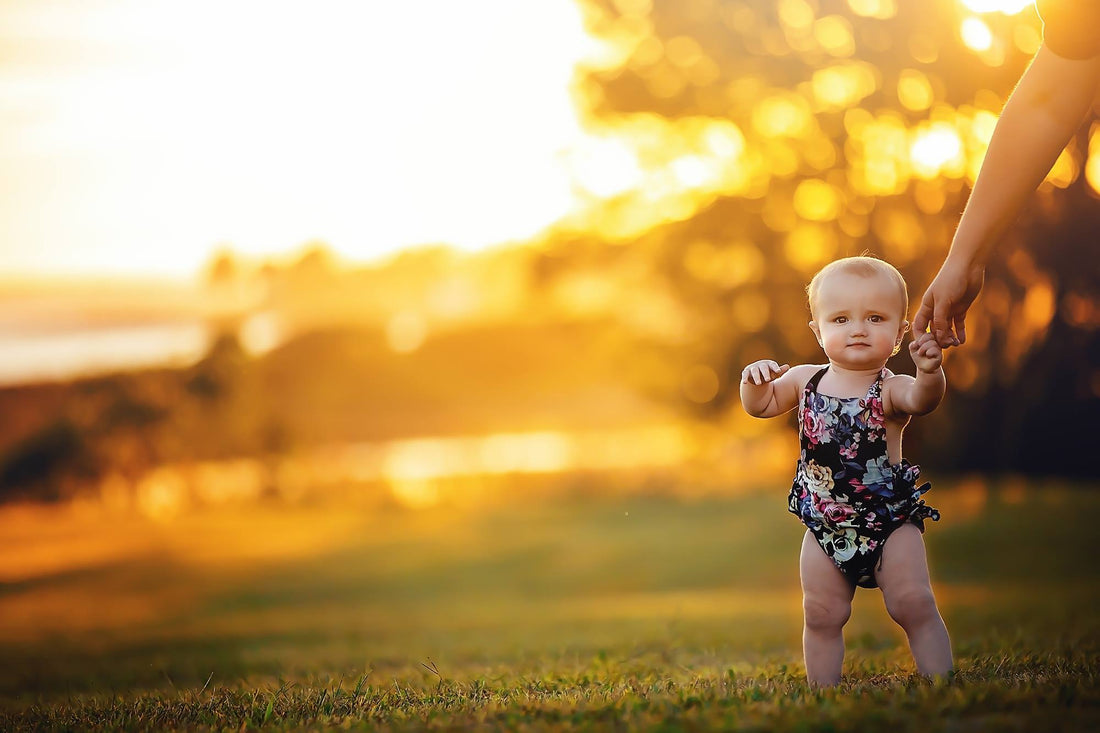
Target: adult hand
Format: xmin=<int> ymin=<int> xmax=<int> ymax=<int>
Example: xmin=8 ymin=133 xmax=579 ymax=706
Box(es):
xmin=912 ymin=257 xmax=985 ymax=348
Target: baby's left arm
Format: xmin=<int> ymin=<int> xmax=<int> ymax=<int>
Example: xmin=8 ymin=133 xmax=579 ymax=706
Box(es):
xmin=885 ymin=332 xmax=946 ymax=417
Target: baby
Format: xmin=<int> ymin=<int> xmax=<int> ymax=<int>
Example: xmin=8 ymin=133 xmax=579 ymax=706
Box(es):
xmin=739 ymin=255 xmax=953 ymax=687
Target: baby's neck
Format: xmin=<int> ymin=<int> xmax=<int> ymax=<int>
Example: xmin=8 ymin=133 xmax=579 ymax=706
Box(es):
xmin=821 ymin=362 xmax=884 ymax=397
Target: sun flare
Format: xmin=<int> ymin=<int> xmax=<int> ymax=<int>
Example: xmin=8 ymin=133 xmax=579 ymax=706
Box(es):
xmin=0 ymin=0 xmax=602 ymax=277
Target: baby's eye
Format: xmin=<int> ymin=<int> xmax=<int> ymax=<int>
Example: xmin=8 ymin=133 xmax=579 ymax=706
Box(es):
xmin=868 ymin=315 xmax=883 ymax=323
xmin=833 ymin=316 xmax=847 ymax=324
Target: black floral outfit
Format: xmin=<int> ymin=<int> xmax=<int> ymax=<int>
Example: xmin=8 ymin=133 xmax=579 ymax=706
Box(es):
xmin=788 ymin=366 xmax=940 ymax=588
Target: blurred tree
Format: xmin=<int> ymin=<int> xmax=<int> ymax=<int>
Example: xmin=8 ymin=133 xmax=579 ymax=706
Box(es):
xmin=565 ymin=0 xmax=1099 ymax=475
xmin=204 ymin=246 xmax=241 ymax=288
xmin=0 ymin=419 xmax=93 ymax=502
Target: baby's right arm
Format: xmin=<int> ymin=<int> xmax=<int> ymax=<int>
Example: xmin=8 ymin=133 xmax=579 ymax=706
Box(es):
xmin=739 ymin=361 xmax=813 ymax=418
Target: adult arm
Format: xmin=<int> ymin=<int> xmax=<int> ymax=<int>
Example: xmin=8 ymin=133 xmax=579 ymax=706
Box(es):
xmin=914 ymin=46 xmax=1100 ymax=345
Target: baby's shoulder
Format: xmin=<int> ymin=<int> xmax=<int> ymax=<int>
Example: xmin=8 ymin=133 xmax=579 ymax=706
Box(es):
xmin=881 ymin=370 xmax=916 ymax=418
xmin=881 ymin=369 xmax=913 ymax=389
xmin=786 ymin=363 xmax=827 ymax=392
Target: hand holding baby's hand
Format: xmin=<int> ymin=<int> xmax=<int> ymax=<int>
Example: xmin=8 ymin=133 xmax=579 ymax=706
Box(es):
xmin=741 ymin=359 xmax=790 ymax=385
xmin=909 ymin=332 xmax=943 ymax=373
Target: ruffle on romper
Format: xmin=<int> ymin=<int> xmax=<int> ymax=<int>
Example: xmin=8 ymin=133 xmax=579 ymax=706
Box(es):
xmin=882 ymin=459 xmax=941 ymax=532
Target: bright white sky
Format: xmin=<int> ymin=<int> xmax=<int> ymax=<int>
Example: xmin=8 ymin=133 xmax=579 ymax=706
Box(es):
xmin=0 ymin=0 xmax=602 ymax=278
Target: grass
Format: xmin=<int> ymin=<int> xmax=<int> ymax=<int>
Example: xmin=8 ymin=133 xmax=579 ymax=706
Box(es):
xmin=1 ymin=477 xmax=1098 ymax=730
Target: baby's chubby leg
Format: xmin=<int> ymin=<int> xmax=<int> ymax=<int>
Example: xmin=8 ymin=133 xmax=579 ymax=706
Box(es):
xmin=799 ymin=531 xmax=855 ymax=687
xmin=875 ymin=523 xmax=953 ymax=677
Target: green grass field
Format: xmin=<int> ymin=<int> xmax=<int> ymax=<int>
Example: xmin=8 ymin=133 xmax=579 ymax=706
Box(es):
xmin=2 ymin=477 xmax=1098 ymax=731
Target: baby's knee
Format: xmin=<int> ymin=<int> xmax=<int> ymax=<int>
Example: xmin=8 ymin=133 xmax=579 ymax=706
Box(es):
xmin=885 ymin=587 xmax=939 ymax=629
xmin=803 ymin=595 xmax=851 ymax=632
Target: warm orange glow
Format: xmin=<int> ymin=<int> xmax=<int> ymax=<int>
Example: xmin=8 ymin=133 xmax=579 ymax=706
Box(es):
xmin=386 ymin=312 xmax=429 ymax=354
xmin=811 ymin=63 xmax=879 ymax=110
xmin=564 ymin=115 xmax=750 ymax=240
xmin=569 ymin=136 xmax=646 ymax=198
xmin=959 ymin=0 xmax=1032 ymax=13
xmin=873 ymin=208 xmax=925 ymax=264
xmin=1085 ymin=124 xmax=1100 ymax=195
xmin=1023 ymin=280 xmax=1056 ymax=333
xmin=731 ymin=291 xmax=770 ymax=332
xmin=778 ymin=0 xmax=815 ymax=31
xmin=897 ymin=69 xmax=934 ymax=112
xmin=682 ymin=365 xmax=720 ymax=404
xmin=1045 ymin=148 xmax=1079 ymax=189
xmin=0 ymin=0 xmax=1084 ymax=524
xmin=960 ymin=17 xmax=994 ymax=52
xmin=910 ymin=123 xmax=965 ymax=179
xmin=793 ymin=180 xmax=843 ymax=222
xmin=814 ymin=16 xmax=856 ymax=57
xmin=1013 ymin=23 xmax=1042 ymax=55
xmin=785 ymin=224 xmax=839 ymax=273
xmin=847 ymin=113 xmax=909 ymax=196
xmin=753 ymin=95 xmax=815 ymax=138
xmin=665 ymin=35 xmax=705 ymax=69
xmin=239 ymin=312 xmax=283 ymax=355
xmin=846 ymin=0 xmax=897 ymax=20
xmin=0 ymin=0 xmax=601 ymax=277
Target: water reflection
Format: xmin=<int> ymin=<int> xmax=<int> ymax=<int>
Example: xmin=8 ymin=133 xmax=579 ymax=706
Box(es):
xmin=0 ymin=322 xmax=209 ymax=386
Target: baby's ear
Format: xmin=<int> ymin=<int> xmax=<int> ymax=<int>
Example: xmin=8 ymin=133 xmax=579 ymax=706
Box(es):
xmin=900 ymin=320 xmax=911 ymax=335
xmin=808 ymin=320 xmax=822 ymax=344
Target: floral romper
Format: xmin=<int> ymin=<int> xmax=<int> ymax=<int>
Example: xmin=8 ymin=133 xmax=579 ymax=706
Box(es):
xmin=788 ymin=366 xmax=941 ymax=588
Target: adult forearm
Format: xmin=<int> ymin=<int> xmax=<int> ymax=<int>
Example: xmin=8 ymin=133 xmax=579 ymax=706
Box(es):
xmin=950 ymin=46 xmax=1100 ymax=266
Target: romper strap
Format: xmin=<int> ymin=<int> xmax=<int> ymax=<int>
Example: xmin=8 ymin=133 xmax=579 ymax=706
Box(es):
xmin=805 ymin=366 xmax=829 ymax=393
xmin=869 ymin=366 xmax=888 ymax=397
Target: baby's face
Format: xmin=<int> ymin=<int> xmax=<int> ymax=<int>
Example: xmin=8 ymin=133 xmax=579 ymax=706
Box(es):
xmin=809 ymin=270 xmax=908 ymax=370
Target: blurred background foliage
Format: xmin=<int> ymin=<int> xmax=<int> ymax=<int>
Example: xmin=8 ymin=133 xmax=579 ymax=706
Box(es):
xmin=0 ymin=0 xmax=1098 ymax=513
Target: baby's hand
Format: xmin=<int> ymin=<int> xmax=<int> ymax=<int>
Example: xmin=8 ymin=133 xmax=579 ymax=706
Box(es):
xmin=908 ymin=332 xmax=943 ymax=373
xmin=741 ymin=359 xmax=790 ymax=385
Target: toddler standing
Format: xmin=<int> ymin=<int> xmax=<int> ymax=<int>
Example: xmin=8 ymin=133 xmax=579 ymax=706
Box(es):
xmin=740 ymin=256 xmax=953 ymax=687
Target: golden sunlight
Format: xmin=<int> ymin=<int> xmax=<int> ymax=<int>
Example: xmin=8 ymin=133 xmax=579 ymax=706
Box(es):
xmin=846 ymin=0 xmax=897 ymax=20
xmin=959 ymin=0 xmax=1032 ymax=13
xmin=1086 ymin=124 xmax=1100 ymax=196
xmin=910 ymin=123 xmax=965 ymax=179
xmin=960 ymin=17 xmax=995 ymax=52
xmin=0 ymin=0 xmax=602 ymax=277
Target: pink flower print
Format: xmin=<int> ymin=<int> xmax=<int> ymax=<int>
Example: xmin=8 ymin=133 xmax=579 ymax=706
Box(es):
xmin=813 ymin=493 xmax=856 ymax=529
xmin=868 ymin=398 xmax=885 ymax=428
xmin=822 ymin=500 xmax=856 ymax=526
xmin=839 ymin=432 xmax=861 ymax=459
xmin=849 ymin=479 xmax=872 ymax=499
xmin=802 ymin=409 xmax=827 ymax=445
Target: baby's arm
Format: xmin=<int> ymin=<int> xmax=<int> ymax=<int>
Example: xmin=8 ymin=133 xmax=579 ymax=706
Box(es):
xmin=740 ymin=361 xmax=816 ymax=418
xmin=885 ymin=332 xmax=946 ymax=417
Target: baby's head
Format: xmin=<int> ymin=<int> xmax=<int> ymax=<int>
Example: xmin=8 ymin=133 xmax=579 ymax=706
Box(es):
xmin=806 ymin=256 xmax=910 ymax=362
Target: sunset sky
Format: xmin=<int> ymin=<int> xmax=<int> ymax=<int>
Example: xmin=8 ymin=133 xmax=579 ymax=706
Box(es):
xmin=0 ymin=0 xmax=603 ymax=278
xmin=0 ymin=0 xmax=1039 ymax=280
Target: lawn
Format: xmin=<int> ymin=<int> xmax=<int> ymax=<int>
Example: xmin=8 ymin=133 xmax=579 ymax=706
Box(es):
xmin=1 ymin=476 xmax=1097 ymax=730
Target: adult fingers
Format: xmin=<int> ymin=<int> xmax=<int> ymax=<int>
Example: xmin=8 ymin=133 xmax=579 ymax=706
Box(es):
xmin=953 ymin=313 xmax=967 ymax=345
xmin=912 ymin=298 xmax=933 ymax=335
xmin=931 ymin=299 xmax=957 ymax=348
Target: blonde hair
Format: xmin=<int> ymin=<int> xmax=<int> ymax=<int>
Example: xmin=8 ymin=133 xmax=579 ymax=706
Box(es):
xmin=805 ymin=255 xmax=909 ymax=320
